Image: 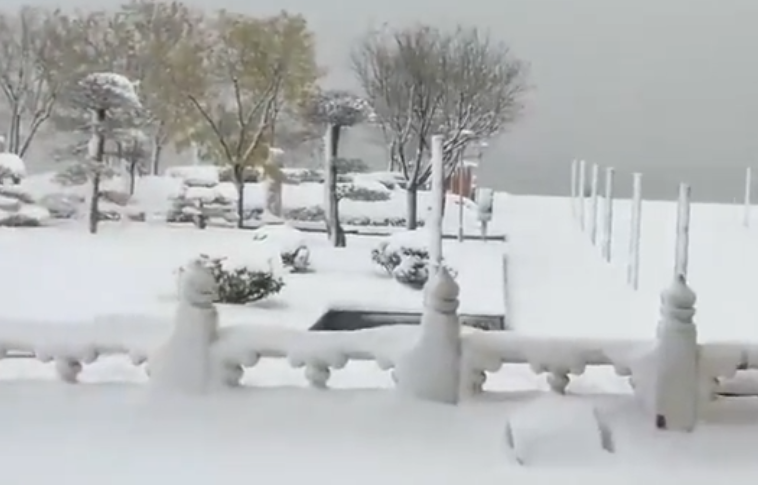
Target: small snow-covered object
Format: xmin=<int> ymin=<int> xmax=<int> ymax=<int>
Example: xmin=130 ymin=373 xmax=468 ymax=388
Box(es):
xmin=166 ymin=165 xmax=220 ymax=188
xmin=475 ymin=187 xmax=494 ymax=222
xmin=0 ymin=152 xmax=26 ymax=181
xmin=250 ymin=224 xmax=311 ymax=272
xmin=503 ymin=396 xmax=614 ymax=466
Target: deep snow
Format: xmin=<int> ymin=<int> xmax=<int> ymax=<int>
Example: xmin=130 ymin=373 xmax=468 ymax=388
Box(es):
xmin=0 ymin=178 xmax=757 ymax=481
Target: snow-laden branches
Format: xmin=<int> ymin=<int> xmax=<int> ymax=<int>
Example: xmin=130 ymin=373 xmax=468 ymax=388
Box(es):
xmin=306 ymin=89 xmax=373 ymax=128
xmin=0 ymin=7 xmax=80 ymax=157
xmin=71 ymin=72 xmax=142 ymax=112
xmin=351 ymin=24 xmax=528 ymax=188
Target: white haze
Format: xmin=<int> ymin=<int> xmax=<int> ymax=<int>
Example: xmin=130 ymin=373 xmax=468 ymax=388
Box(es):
xmin=18 ymin=0 xmax=758 ymax=201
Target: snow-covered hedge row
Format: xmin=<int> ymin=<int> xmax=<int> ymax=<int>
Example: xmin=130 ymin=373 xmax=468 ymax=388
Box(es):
xmin=371 ymin=230 xmax=456 ymax=289
xmin=0 ymin=186 xmax=51 ymax=227
xmin=178 ymin=226 xmax=312 ymax=304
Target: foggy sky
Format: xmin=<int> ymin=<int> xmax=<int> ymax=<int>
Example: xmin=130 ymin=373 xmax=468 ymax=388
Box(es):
xmin=22 ymin=0 xmax=758 ymax=200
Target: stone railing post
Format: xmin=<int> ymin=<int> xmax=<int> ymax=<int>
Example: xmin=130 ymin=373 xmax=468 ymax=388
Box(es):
xmin=149 ymin=257 xmax=220 ymax=394
xmin=395 ymin=267 xmax=462 ymax=404
xmin=653 ymin=275 xmax=698 ymax=431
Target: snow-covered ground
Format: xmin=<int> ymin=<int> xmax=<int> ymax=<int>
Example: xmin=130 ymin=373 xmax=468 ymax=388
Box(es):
xmin=0 ymin=223 xmax=504 ymax=328
xmin=3 ymin=179 xmax=758 ymax=482
xmin=507 ymin=194 xmax=758 ymax=341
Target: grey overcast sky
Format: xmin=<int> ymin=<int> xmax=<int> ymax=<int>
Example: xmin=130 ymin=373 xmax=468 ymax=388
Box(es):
xmin=20 ymin=0 xmax=758 ymax=200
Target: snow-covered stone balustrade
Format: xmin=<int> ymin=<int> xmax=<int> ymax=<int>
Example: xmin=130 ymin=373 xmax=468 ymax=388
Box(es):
xmin=0 ymin=259 xmax=757 ymax=430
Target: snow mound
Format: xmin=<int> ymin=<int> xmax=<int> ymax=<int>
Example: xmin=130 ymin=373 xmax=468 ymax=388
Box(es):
xmin=350 ymin=174 xmax=394 ymax=194
xmin=166 ymin=165 xmax=220 ymax=187
xmin=360 ymin=171 xmax=406 ymax=189
xmin=384 ymin=229 xmax=429 ymax=253
xmin=503 ymin=395 xmax=615 ymax=466
xmin=250 ymin=224 xmax=307 ymax=256
xmin=0 ymin=153 xmax=26 ymax=179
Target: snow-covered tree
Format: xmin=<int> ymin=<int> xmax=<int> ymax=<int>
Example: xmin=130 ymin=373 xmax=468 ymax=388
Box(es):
xmin=351 ymin=24 xmax=528 ymax=228
xmin=113 ymin=128 xmax=150 ymax=195
xmin=305 ymin=89 xmax=373 ymax=246
xmin=0 ymin=7 xmax=83 ymax=156
xmin=68 ymin=72 xmax=142 ymax=234
xmin=181 ymin=10 xmax=319 ymax=229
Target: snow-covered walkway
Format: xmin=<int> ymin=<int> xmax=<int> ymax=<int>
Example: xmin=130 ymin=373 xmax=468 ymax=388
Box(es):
xmin=496 ymin=195 xmax=651 ymax=338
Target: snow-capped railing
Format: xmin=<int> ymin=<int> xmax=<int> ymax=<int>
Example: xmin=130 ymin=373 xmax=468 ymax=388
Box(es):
xmin=0 ymin=256 xmax=753 ymax=431
xmin=462 ymin=333 xmax=648 ymax=395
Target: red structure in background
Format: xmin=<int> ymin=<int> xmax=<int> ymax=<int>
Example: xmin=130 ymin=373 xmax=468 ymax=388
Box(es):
xmin=447 ymin=164 xmax=475 ymax=199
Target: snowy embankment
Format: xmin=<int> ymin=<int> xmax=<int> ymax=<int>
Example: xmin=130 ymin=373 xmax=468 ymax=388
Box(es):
xmin=20 ymin=168 xmax=488 ymax=235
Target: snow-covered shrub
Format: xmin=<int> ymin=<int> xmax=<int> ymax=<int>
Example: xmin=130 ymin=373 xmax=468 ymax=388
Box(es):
xmin=372 ymin=240 xmax=430 ymax=288
xmin=0 ymin=153 xmax=26 ymax=184
xmin=391 ymin=254 xmax=431 ymax=289
xmin=166 ymin=175 xmax=235 ymax=227
xmin=283 ymin=205 xmax=324 ymax=222
xmin=338 ymin=180 xmax=391 ymax=202
xmin=0 ymin=186 xmax=50 ymax=227
xmin=218 ymin=165 xmax=258 ymax=183
xmin=38 ymin=193 xmax=84 ymax=219
xmin=371 ymin=231 xmax=455 ymax=289
xmin=52 ymin=160 xmax=118 ymax=187
xmin=361 ymin=171 xmax=407 ymax=190
xmin=189 ymin=255 xmax=284 ymax=304
xmin=334 ymin=157 xmax=369 ymax=174
xmin=165 ymin=165 xmax=220 ymax=187
xmin=251 ymin=224 xmax=311 ymax=273
xmin=282 ymin=168 xmax=322 ymax=184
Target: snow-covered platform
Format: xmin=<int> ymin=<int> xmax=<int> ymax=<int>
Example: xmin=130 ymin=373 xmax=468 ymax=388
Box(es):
xmin=0 ymin=224 xmax=506 ymax=331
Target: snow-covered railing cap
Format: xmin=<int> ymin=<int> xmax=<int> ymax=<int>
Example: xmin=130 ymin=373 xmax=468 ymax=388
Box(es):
xmin=425 ymin=267 xmax=459 ymax=314
xmin=660 ymin=274 xmax=696 ymax=324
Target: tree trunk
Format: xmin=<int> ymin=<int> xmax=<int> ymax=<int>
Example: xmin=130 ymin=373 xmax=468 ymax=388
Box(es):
xmin=129 ymin=161 xmax=137 ymax=195
xmin=235 ymin=166 xmax=245 ymax=229
xmin=406 ymin=184 xmax=418 ymax=230
xmin=151 ymin=139 xmax=163 ymax=175
xmin=12 ymin=113 xmax=20 ymax=155
xmin=324 ymin=124 xmax=345 ymax=246
xmin=7 ymin=108 xmax=18 ymax=154
xmin=88 ymin=108 xmax=107 ymax=235
xmin=329 ymin=125 xmax=344 ymax=246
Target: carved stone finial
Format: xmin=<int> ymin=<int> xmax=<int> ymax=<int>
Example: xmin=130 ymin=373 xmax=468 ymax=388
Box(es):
xmin=659 ymin=274 xmax=696 ymax=324
xmin=180 ymin=258 xmax=218 ymax=307
xmin=424 ymin=266 xmax=459 ymax=314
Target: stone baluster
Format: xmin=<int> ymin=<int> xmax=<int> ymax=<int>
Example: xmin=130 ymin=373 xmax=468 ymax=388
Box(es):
xmin=653 ymin=275 xmax=698 ymax=431
xmin=395 ymin=267 xmax=462 ymax=404
xmin=148 ymin=257 xmax=220 ymax=394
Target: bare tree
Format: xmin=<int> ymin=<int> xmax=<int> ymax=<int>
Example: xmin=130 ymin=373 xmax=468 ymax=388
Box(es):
xmin=110 ymin=0 xmax=207 ymax=174
xmin=68 ymin=72 xmax=142 ymax=234
xmin=113 ymin=127 xmax=150 ymax=195
xmin=305 ymin=89 xmax=372 ymax=246
xmin=0 ymin=7 xmax=82 ymax=157
xmin=351 ymin=24 xmax=528 ymax=229
xmin=180 ymin=10 xmax=319 ymax=228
